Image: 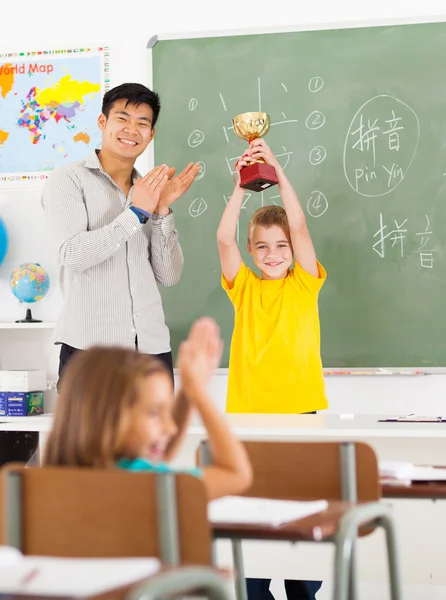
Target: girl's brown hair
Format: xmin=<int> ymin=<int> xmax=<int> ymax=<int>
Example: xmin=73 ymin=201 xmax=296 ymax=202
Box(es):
xmin=44 ymin=346 xmax=169 ymax=468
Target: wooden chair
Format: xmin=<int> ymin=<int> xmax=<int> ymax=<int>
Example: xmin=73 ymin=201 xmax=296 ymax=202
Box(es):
xmin=198 ymin=440 xmax=402 ymax=600
xmin=0 ymin=464 xmax=212 ymax=566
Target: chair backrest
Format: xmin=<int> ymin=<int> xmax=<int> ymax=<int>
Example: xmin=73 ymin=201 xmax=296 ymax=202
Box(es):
xmin=198 ymin=440 xmax=380 ymax=502
xmin=0 ymin=464 xmax=212 ymax=565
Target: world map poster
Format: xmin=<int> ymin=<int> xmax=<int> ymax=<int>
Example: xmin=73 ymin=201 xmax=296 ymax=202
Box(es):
xmin=0 ymin=46 xmax=109 ymax=181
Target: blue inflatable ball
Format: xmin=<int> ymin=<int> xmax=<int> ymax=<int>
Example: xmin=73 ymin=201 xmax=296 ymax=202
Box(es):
xmin=0 ymin=219 xmax=8 ymax=266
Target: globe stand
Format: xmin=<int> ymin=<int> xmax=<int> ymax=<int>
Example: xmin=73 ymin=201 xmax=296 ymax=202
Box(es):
xmin=15 ymin=308 xmax=42 ymax=323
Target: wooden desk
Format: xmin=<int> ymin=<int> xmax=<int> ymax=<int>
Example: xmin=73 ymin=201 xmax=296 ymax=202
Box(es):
xmin=184 ymin=414 xmax=446 ymax=469
xmin=182 ymin=415 xmax=446 ymax=595
xmin=3 ymin=414 xmax=446 ymax=594
xmin=7 ymin=413 xmax=446 ymax=438
xmin=213 ymin=501 xmax=351 ymax=543
xmin=5 ymin=413 xmax=446 ymax=466
xmin=382 ymin=481 xmax=446 ymax=499
xmin=190 ymin=413 xmax=446 ymax=441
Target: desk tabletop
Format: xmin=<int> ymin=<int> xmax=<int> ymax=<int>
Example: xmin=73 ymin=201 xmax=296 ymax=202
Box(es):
xmin=190 ymin=414 xmax=446 ymax=439
xmin=212 ymin=501 xmax=352 ymax=542
xmin=3 ymin=413 xmax=446 ymax=439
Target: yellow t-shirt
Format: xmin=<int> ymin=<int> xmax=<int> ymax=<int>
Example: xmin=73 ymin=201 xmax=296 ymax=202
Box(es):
xmin=222 ymin=261 xmax=328 ymax=414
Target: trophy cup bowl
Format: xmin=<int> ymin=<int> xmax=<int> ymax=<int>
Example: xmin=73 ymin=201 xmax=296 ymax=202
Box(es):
xmin=232 ymin=112 xmax=279 ymax=192
xmin=233 ymin=111 xmax=271 ymax=141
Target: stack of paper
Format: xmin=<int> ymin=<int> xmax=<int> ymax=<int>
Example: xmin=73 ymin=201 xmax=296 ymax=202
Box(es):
xmin=0 ymin=549 xmax=160 ymax=596
xmin=379 ymin=461 xmax=446 ymax=482
xmin=410 ymin=466 xmax=446 ymax=481
xmin=0 ymin=545 xmax=22 ymax=566
xmin=208 ymin=495 xmax=328 ymax=527
xmin=379 ymin=460 xmax=414 ymax=480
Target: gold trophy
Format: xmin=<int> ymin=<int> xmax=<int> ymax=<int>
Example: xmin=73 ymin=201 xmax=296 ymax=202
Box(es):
xmin=232 ymin=111 xmax=279 ymax=192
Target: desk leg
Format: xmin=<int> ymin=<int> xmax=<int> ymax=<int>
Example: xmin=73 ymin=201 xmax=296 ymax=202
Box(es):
xmin=232 ymin=540 xmax=248 ymax=600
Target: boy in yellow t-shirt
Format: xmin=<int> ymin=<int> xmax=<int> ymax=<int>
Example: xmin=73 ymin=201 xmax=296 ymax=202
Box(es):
xmin=217 ymin=138 xmax=328 ymax=415
xmin=217 ymin=138 xmax=327 ymax=600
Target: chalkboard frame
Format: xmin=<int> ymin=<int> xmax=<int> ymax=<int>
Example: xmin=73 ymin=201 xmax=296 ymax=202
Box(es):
xmin=147 ymin=16 xmax=446 ymax=373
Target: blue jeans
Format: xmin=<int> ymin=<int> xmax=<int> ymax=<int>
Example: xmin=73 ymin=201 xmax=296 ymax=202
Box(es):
xmin=246 ymin=411 xmax=322 ymax=600
xmin=246 ymin=578 xmax=322 ymax=600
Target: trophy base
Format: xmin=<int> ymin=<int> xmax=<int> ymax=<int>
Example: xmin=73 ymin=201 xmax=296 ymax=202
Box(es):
xmin=239 ymin=162 xmax=279 ymax=192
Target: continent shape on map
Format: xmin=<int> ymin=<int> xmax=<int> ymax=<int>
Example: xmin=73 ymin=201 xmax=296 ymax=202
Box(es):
xmin=73 ymin=131 xmax=91 ymax=144
xmin=0 ymin=64 xmax=14 ymax=98
xmin=18 ymin=75 xmax=100 ymax=144
xmin=0 ymin=63 xmax=14 ymax=146
xmin=0 ymin=130 xmax=9 ymax=146
xmin=0 ymin=55 xmax=103 ymax=174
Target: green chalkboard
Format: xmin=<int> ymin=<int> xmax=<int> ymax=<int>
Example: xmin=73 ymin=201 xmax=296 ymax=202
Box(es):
xmin=151 ymin=21 xmax=446 ymax=368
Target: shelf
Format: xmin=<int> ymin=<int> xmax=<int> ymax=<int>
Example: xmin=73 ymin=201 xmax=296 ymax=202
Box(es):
xmin=0 ymin=323 xmax=55 ymax=330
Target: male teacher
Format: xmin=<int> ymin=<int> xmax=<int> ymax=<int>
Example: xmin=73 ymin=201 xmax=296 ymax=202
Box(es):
xmin=41 ymin=82 xmax=199 ymax=381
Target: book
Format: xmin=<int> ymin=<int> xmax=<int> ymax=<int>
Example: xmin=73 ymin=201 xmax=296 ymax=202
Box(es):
xmin=208 ymin=496 xmax=328 ymax=527
xmin=0 ymin=546 xmax=160 ymax=596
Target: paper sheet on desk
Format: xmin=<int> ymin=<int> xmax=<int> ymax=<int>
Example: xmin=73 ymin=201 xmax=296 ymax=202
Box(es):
xmin=0 ymin=554 xmax=161 ymax=596
xmin=380 ymin=461 xmax=446 ymax=482
xmin=410 ymin=466 xmax=446 ymax=481
xmin=208 ymin=496 xmax=328 ymax=527
xmin=379 ymin=461 xmax=414 ymax=479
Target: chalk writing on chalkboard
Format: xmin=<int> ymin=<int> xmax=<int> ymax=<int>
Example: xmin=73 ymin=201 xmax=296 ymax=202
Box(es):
xmin=188 ymin=197 xmax=208 ymax=218
xmin=343 ymin=95 xmax=420 ymax=197
xmin=372 ymin=213 xmax=437 ymax=269
xmin=307 ymin=191 xmax=329 ymax=219
xmin=308 ymin=76 xmax=324 ymax=93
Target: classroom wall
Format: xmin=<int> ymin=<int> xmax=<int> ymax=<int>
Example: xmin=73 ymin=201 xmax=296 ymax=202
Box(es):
xmin=1 ymin=0 xmax=446 ymax=416
xmin=2 ymin=4 xmax=446 ymax=599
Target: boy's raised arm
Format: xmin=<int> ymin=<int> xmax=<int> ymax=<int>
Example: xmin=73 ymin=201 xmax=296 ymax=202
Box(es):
xmin=216 ymin=175 xmax=245 ymax=283
xmin=246 ymin=139 xmax=319 ymax=278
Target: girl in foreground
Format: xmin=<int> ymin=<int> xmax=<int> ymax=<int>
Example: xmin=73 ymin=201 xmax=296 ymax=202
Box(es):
xmin=44 ymin=317 xmax=252 ymax=500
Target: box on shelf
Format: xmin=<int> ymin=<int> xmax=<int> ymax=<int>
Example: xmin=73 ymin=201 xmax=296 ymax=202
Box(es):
xmin=4 ymin=391 xmax=44 ymax=416
xmin=0 ymin=392 xmax=6 ymax=416
xmin=0 ymin=370 xmax=46 ymax=392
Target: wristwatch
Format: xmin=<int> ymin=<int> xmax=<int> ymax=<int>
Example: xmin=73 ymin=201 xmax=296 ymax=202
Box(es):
xmin=152 ymin=208 xmax=173 ymax=219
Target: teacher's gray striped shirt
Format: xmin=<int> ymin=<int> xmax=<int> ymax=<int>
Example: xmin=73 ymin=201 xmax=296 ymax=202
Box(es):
xmin=41 ymin=150 xmax=183 ymax=354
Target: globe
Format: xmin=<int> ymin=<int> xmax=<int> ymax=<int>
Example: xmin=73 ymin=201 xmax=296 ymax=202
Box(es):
xmin=10 ymin=263 xmax=50 ymax=323
xmin=0 ymin=218 xmax=8 ymax=266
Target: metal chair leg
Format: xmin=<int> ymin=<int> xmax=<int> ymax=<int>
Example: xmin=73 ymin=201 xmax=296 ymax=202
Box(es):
xmin=339 ymin=443 xmax=358 ymax=600
xmin=332 ymin=502 xmax=403 ymax=600
xmin=333 ymin=517 xmax=356 ymax=600
xmin=380 ymin=510 xmax=403 ymax=600
xmin=348 ymin=543 xmax=358 ymax=600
